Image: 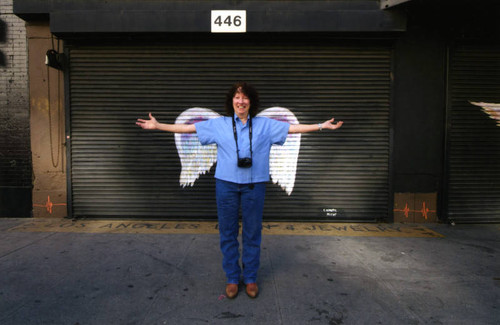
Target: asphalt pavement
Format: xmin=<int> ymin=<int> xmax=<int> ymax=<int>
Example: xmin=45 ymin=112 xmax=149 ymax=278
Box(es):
xmin=0 ymin=218 xmax=498 ymax=325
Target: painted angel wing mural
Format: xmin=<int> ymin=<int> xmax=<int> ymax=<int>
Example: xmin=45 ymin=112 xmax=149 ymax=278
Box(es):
xmin=174 ymin=107 xmax=301 ymax=195
xmin=470 ymin=101 xmax=500 ymax=126
xmin=257 ymin=107 xmax=301 ymax=195
xmin=174 ymin=108 xmax=220 ymax=187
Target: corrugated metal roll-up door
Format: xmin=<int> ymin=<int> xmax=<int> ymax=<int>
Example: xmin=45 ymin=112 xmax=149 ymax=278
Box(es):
xmin=68 ymin=40 xmax=392 ymax=221
xmin=447 ymin=44 xmax=500 ymax=223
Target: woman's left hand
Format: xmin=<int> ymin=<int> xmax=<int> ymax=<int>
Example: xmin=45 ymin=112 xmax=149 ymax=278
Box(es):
xmin=321 ymin=118 xmax=343 ymax=130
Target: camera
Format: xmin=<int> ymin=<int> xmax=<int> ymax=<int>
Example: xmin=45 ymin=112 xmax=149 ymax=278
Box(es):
xmin=238 ymin=158 xmax=253 ymax=168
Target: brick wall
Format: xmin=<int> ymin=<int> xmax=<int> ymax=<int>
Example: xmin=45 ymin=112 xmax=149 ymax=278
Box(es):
xmin=0 ymin=0 xmax=32 ymax=217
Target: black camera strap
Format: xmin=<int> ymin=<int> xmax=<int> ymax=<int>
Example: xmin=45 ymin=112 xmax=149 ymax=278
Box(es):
xmin=232 ymin=115 xmax=253 ymax=161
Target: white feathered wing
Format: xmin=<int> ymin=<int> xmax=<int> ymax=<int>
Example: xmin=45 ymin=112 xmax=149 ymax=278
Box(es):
xmin=174 ymin=108 xmax=220 ymax=187
xmin=257 ymin=107 xmax=301 ymax=195
xmin=470 ymin=101 xmax=500 ymax=127
xmin=174 ymin=107 xmax=301 ymax=195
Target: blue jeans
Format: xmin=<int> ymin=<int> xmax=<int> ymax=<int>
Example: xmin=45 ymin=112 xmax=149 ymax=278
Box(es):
xmin=215 ymin=179 xmax=266 ymax=284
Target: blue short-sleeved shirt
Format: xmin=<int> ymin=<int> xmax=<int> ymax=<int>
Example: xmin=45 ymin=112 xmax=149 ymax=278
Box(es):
xmin=195 ymin=114 xmax=290 ymax=184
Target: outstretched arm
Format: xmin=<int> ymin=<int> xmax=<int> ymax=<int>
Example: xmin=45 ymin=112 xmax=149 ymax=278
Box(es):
xmin=136 ymin=113 xmax=196 ymax=133
xmin=289 ymin=118 xmax=343 ymax=134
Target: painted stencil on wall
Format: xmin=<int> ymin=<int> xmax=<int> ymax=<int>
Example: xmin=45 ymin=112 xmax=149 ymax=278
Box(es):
xmin=174 ymin=107 xmax=301 ymax=195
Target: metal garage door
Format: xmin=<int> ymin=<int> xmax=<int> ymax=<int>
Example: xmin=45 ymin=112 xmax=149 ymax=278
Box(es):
xmin=446 ymin=44 xmax=500 ymax=223
xmin=67 ymin=38 xmax=392 ymax=221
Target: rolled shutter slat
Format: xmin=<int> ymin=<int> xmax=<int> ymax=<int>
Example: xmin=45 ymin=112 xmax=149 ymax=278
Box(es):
xmin=69 ymin=42 xmax=391 ymax=221
xmin=447 ymin=45 xmax=500 ymax=223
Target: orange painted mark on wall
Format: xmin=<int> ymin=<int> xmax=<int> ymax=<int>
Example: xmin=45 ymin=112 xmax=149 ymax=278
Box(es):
xmin=419 ymin=201 xmax=432 ymax=219
xmin=33 ymin=195 xmax=67 ymax=214
xmin=397 ymin=203 xmax=411 ymax=218
xmin=394 ymin=201 xmax=436 ymax=220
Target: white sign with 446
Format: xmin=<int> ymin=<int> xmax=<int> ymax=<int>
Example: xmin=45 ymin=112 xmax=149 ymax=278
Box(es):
xmin=211 ymin=10 xmax=246 ymax=33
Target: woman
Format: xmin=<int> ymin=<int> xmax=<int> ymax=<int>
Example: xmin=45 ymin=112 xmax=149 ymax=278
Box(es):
xmin=136 ymin=82 xmax=343 ymax=299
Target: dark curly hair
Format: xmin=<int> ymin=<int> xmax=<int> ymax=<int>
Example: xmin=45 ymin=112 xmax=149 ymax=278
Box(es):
xmin=224 ymin=82 xmax=260 ymax=117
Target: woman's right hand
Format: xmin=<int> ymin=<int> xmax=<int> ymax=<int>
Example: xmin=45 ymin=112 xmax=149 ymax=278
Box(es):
xmin=136 ymin=113 xmax=159 ymax=130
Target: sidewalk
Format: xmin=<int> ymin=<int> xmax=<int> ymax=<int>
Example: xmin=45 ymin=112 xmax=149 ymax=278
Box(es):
xmin=0 ymin=218 xmax=498 ymax=325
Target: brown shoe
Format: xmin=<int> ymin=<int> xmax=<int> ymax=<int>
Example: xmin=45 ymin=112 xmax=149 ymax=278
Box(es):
xmin=225 ymin=283 xmax=238 ymax=299
xmin=245 ymin=283 xmax=259 ymax=298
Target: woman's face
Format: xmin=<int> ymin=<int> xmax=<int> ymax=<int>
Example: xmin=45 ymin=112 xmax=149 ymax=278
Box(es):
xmin=232 ymin=90 xmax=251 ymax=118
